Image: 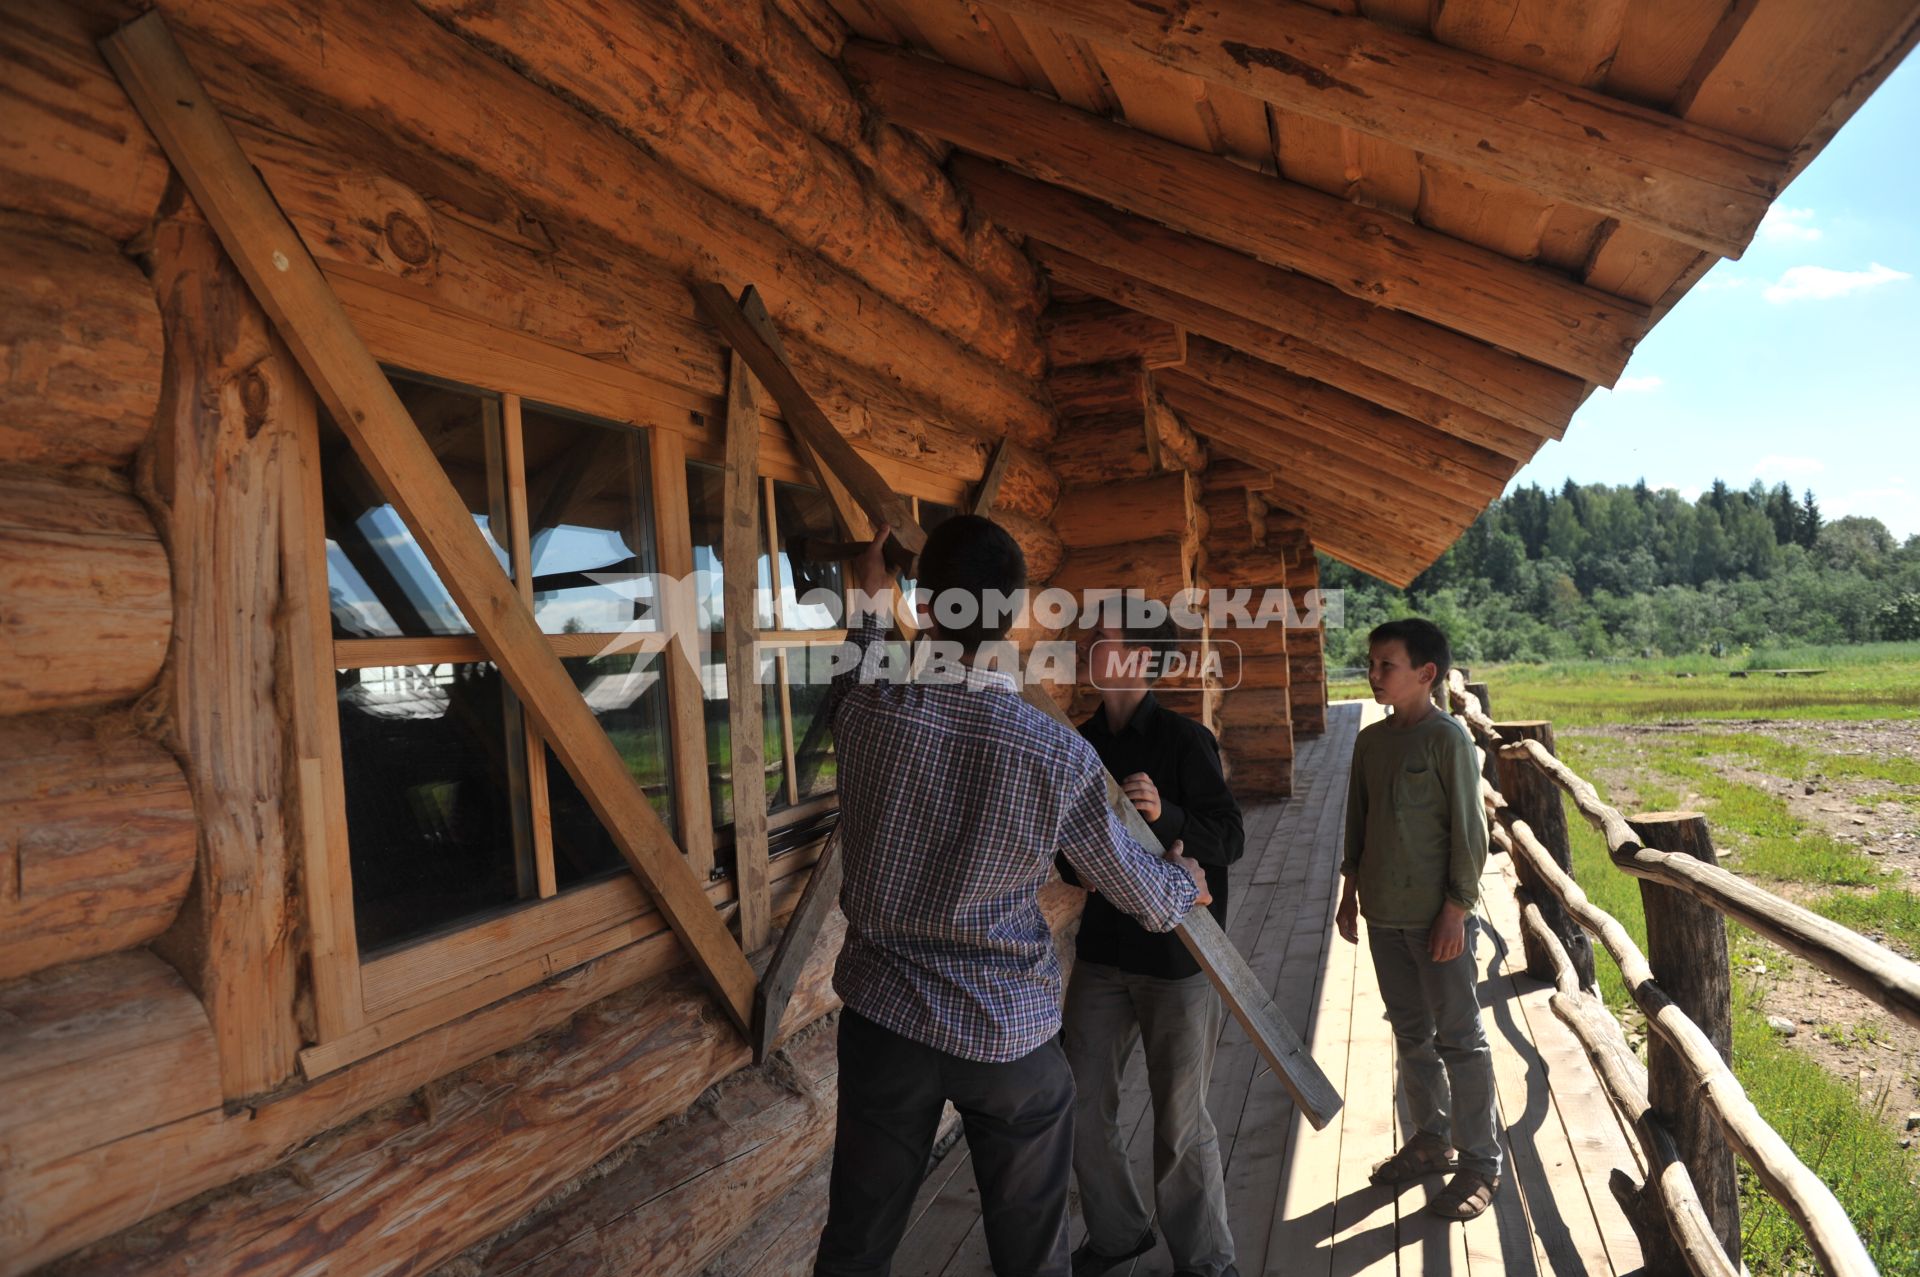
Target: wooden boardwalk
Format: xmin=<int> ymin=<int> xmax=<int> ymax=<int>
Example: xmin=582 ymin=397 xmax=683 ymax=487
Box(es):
xmin=894 ymin=701 xmax=1648 ymax=1276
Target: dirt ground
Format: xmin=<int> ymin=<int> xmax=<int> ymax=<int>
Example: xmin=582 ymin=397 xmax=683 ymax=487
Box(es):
xmin=1573 ymin=719 xmax=1920 ymax=1132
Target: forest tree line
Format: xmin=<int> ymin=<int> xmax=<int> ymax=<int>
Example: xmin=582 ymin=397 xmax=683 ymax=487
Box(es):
xmin=1319 ymin=479 xmax=1920 ymax=666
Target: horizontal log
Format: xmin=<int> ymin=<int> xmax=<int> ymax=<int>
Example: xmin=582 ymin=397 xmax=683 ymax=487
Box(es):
xmin=1497 ymin=815 xmax=1876 ymax=1277
xmin=0 ymin=708 xmax=196 ymax=981
xmin=149 ymin=1 xmax=1057 ymax=442
xmin=1234 ymin=654 xmax=1294 ymax=691
xmin=14 ymin=885 xmax=849 ymax=1274
xmin=1033 ymin=244 xmax=1548 ymax=462
xmin=1053 ymin=472 xmax=1194 ymax=550
xmin=1205 ymin=543 xmax=1291 ymax=589
xmin=995 ymin=444 xmax=1060 ymax=521
xmin=662 ymin=0 xmax=1042 ymax=312
xmin=1251 ymin=469 xmax=1437 ymax=586
xmin=0 ymin=0 xmax=168 ymax=239
xmin=0 ymin=949 xmax=220 ymax=1177
xmin=999 ymin=507 xmax=1065 ymax=583
xmin=849 ymin=47 xmax=1648 ymax=383
xmin=0 ymin=469 xmax=171 ymax=715
xmin=1201 ymin=490 xmax=1254 ymax=549
xmin=1502 ymin=736 xmax=1920 ymax=1032
xmin=986 ymin=0 xmax=1786 ymax=256
xmin=1044 ymin=299 xmax=1185 ymax=369
xmin=1178 ymin=339 xmax=1514 ymax=484
xmin=1218 ymin=688 xmax=1293 ymax=733
xmin=0 ymin=213 xmax=163 ymax=469
xmin=1045 ymin=415 xmax=1156 ymax=486
xmin=1049 ymin=358 xmax=1149 ymax=420
xmin=1225 ymin=754 xmax=1291 ymax=798
xmin=415 ymin=0 xmax=1041 ymax=377
xmin=1049 ymin=536 xmax=1193 ymax=604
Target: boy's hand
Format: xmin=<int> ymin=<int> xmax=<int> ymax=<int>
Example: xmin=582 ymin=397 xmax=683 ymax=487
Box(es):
xmin=1336 ymin=880 xmax=1360 ymax=945
xmin=1122 ymin=772 xmax=1161 ymax=822
xmin=852 ymin=523 xmax=895 ymax=602
xmin=1166 ymin=839 xmax=1211 ymax=908
xmin=1428 ymin=900 xmax=1469 ymax=963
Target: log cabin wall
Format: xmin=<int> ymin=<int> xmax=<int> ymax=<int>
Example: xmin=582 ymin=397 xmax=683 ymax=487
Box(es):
xmin=0 ymin=0 xmax=1084 ymax=1271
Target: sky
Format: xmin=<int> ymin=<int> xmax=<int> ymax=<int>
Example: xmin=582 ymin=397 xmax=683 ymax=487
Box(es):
xmin=1509 ymin=53 xmax=1920 ymax=542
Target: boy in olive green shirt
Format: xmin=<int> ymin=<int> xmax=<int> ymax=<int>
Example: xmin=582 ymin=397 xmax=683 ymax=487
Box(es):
xmin=1335 ymin=619 xmax=1499 ymax=1221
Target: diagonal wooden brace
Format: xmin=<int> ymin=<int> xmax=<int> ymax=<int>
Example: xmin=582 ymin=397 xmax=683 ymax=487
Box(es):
xmin=104 ymin=12 xmax=758 ymax=1035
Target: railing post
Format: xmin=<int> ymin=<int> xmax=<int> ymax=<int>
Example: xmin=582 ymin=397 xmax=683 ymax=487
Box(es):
xmin=1493 ymin=720 xmax=1597 ymax=990
xmin=1464 ymin=679 xmax=1497 ymax=793
xmin=1630 ymin=811 xmax=1741 ymax=1264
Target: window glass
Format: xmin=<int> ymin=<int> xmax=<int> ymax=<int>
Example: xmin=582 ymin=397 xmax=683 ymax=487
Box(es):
xmin=687 ymin=462 xmax=772 ymax=631
xmin=773 ymin=481 xmax=844 ymax=630
xmin=701 ymin=648 xmax=785 ymax=831
xmin=321 ymin=373 xmax=507 ymax=639
xmin=544 ymin=651 xmax=677 ymax=888
xmin=337 ymin=661 xmax=523 ymax=952
xmin=523 ymin=405 xmax=660 ymax=636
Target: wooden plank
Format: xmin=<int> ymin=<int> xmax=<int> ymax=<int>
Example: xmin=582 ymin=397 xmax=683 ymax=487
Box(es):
xmin=725 ymin=346 xmax=774 ymax=953
xmin=103 ymin=12 xmax=757 ymax=1034
xmin=753 ymin=828 xmax=845 ymax=1063
xmin=502 ymin=393 xmax=558 ymax=899
xmin=969 ymin=437 xmax=1014 ymax=517
xmin=693 ymin=282 xmax=923 ymax=553
xmin=980 ymin=0 xmax=1786 ymax=256
xmin=849 ymin=46 xmax=1651 ymax=383
xmin=650 ymin=428 xmax=718 ymax=880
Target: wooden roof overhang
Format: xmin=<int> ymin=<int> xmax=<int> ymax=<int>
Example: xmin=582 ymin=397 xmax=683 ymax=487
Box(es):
xmin=825 ymin=0 xmax=1920 ymax=585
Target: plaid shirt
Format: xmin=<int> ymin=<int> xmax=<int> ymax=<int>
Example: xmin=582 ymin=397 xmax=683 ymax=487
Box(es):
xmin=828 ymin=611 xmax=1199 ymax=1063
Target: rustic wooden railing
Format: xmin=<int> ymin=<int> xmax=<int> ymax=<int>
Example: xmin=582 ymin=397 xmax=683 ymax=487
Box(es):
xmin=1446 ymin=670 xmax=1916 ymax=1277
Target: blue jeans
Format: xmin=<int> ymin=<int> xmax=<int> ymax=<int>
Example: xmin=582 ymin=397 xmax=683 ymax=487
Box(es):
xmin=1366 ymin=917 xmax=1503 ymax=1177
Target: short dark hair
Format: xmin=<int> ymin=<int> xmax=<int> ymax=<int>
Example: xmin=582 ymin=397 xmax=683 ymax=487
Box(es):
xmin=1368 ymin=617 xmax=1451 ymax=687
xmin=1117 ymin=615 xmax=1182 ymax=684
xmin=915 ymin=514 xmax=1026 ymax=651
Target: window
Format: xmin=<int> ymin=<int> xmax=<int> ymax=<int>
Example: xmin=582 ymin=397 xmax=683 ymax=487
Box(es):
xmin=687 ymin=464 xmax=848 ymax=860
xmin=320 ymin=372 xmax=677 ymax=968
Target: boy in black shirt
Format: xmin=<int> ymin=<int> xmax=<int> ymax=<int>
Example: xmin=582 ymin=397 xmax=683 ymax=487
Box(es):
xmin=1060 ymin=617 xmax=1245 ymax=1277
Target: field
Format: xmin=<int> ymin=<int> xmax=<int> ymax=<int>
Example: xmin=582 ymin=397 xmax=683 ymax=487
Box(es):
xmin=1431 ymin=642 xmax=1920 ymax=1274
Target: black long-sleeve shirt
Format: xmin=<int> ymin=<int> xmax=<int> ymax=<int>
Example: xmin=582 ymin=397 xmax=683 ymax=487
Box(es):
xmin=1059 ymin=692 xmax=1245 ymax=979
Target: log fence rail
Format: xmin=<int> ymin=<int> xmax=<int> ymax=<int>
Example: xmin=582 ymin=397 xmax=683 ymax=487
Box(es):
xmin=1446 ymin=669 xmax=1916 ymax=1275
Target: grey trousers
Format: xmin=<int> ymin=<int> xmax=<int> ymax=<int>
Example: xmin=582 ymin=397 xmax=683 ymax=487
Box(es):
xmin=1366 ymin=917 xmax=1504 ymax=1178
xmin=1061 ymin=960 xmax=1235 ymax=1277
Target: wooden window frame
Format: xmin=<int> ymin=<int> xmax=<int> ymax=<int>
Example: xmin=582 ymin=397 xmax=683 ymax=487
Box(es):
xmin=288 ymin=289 xmax=967 ymax=1077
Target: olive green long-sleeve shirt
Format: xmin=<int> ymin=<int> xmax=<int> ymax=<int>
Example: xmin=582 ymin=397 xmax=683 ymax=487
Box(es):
xmin=1342 ymin=711 xmax=1488 ymax=929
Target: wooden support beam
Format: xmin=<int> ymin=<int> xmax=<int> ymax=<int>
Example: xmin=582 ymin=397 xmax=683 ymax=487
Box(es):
xmin=723 ymin=344 xmax=772 ymax=953
xmin=982 ymin=0 xmax=1787 ymax=257
xmin=1177 ymin=339 xmax=1516 ymax=484
xmin=1028 ymin=243 xmax=1554 ymax=462
xmin=1158 ymin=373 xmax=1505 ymax=511
xmin=1149 ymin=389 xmax=1207 ymax=473
xmin=102 ymin=12 xmax=758 ymax=1035
xmin=970 ymin=437 xmax=1014 ymax=516
xmin=1043 ymin=299 xmax=1185 ymax=369
xmin=751 ymin=828 xmax=844 ymax=1063
xmin=849 ymin=46 xmax=1649 ymax=383
xmin=693 ymin=283 xmax=922 ymax=554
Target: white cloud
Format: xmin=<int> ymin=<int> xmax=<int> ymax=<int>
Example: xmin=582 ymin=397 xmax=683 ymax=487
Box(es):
xmin=1758 ymin=206 xmax=1822 ymax=244
xmin=1762 ymin=262 xmax=1911 ymax=304
xmin=1694 ymin=274 xmax=1747 ymax=292
xmin=1750 ymin=454 xmax=1827 ymax=481
xmin=1824 ymin=480 xmax=1916 ymax=538
xmin=1612 ymin=374 xmax=1665 ymax=393
xmin=1650 ymin=481 xmax=1703 ymax=502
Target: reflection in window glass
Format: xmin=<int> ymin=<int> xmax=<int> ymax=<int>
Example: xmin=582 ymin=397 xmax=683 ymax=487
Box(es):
xmin=687 ymin=462 xmax=772 ymax=631
xmin=523 ymin=405 xmax=658 ymax=636
xmin=544 ymin=651 xmax=677 ymax=888
xmin=785 ymin=655 xmax=837 ymax=803
xmin=321 ymin=372 xmax=507 ymax=639
xmin=774 ymin=481 xmax=844 ymax=629
xmin=701 ymin=648 xmax=786 ymax=831
xmin=337 ymin=662 xmax=524 ymax=952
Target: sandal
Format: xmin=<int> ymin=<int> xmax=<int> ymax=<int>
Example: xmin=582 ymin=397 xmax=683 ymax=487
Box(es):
xmin=1369 ymin=1132 xmax=1457 ymax=1186
xmin=1428 ymin=1168 xmax=1500 ymax=1220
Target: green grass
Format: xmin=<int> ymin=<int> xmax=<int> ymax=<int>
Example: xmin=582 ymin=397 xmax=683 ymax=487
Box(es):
xmin=1468 ymin=643 xmax=1920 ymax=726
xmin=1813 ymin=889 xmax=1920 ymax=956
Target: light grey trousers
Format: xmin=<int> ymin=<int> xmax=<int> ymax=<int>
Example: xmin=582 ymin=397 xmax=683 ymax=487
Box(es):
xmin=1366 ymin=916 xmax=1504 ymax=1178
xmin=1061 ymin=960 xmax=1235 ymax=1277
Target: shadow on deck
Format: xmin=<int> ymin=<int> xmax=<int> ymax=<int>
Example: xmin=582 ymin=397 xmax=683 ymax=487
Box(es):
xmin=894 ymin=701 xmax=1648 ymax=1276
